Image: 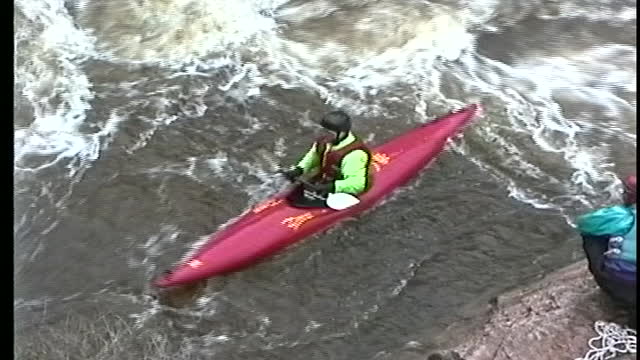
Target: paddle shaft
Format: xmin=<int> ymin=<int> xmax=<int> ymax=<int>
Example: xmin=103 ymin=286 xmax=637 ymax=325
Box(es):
xmin=294 ymin=178 xmax=328 ymax=200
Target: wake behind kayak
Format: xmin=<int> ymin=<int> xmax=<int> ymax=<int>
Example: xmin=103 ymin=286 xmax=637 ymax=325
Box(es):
xmin=154 ymin=104 xmax=481 ymax=287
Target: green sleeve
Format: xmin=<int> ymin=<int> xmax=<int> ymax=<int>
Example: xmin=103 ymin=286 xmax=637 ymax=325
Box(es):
xmin=295 ymin=142 xmax=320 ymax=173
xmin=334 ymin=150 xmax=369 ymax=195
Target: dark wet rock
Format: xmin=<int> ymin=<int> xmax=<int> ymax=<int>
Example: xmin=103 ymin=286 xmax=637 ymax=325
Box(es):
xmin=155 ymin=280 xmax=208 ymax=308
xmin=429 ymin=260 xmax=635 ymax=360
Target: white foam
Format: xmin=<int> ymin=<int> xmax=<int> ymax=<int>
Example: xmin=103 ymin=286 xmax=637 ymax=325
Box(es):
xmin=180 ymin=234 xmax=215 ymax=263
xmin=203 ymin=334 xmax=232 ymax=344
xmin=275 ymin=0 xmax=339 ymax=23
xmin=74 ymin=0 xmax=289 ymax=66
xmin=206 ymin=153 xmax=231 ymax=174
xmin=304 ymin=320 xmax=323 ymax=332
xmin=442 ymin=42 xmax=635 ymax=214
xmin=15 ymin=0 xmax=98 ymax=173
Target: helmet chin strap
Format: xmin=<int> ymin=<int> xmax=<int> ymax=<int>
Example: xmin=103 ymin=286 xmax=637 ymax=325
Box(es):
xmin=332 ymin=131 xmax=348 ymax=145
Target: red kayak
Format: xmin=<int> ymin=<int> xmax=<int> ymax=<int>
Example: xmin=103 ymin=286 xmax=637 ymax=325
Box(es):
xmin=154 ymin=104 xmax=481 ymax=287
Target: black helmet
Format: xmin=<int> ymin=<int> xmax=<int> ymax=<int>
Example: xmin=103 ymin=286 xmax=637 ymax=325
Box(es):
xmin=320 ymin=111 xmax=351 ymax=133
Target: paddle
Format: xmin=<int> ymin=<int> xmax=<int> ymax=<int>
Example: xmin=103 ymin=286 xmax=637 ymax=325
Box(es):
xmin=326 ymin=192 xmax=361 ymax=210
xmin=294 ymin=178 xmax=361 ymax=211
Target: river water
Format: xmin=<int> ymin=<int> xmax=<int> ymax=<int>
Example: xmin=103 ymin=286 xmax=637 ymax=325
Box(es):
xmin=14 ymin=0 xmax=636 ymax=359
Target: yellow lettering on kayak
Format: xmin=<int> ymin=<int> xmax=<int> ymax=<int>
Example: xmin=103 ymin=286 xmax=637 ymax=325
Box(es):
xmin=253 ymin=199 xmax=284 ymax=213
xmin=282 ymin=212 xmax=315 ymax=230
xmin=372 ymin=152 xmax=391 ymax=172
xmin=188 ymin=259 xmax=203 ymax=268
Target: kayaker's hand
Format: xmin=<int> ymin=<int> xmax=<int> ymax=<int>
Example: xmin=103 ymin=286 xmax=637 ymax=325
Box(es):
xmin=280 ymin=167 xmax=304 ymax=182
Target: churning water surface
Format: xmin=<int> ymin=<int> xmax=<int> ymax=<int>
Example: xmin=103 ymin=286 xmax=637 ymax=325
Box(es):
xmin=14 ymin=0 xmax=636 ymax=359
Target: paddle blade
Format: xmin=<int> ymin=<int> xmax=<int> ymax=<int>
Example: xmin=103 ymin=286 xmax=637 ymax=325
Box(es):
xmin=326 ymin=193 xmax=360 ymax=210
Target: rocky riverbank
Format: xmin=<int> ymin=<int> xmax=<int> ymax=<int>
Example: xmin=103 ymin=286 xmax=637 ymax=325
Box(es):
xmin=428 ymin=260 xmax=635 ymax=360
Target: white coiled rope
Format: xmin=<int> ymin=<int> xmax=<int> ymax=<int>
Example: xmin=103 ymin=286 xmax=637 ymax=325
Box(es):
xmin=575 ymin=321 xmax=636 ymax=360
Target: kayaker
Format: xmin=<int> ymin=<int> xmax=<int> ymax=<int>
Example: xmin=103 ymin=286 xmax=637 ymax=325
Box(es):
xmin=281 ymin=110 xmax=372 ymax=208
xmin=576 ymin=174 xmax=636 ymax=321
